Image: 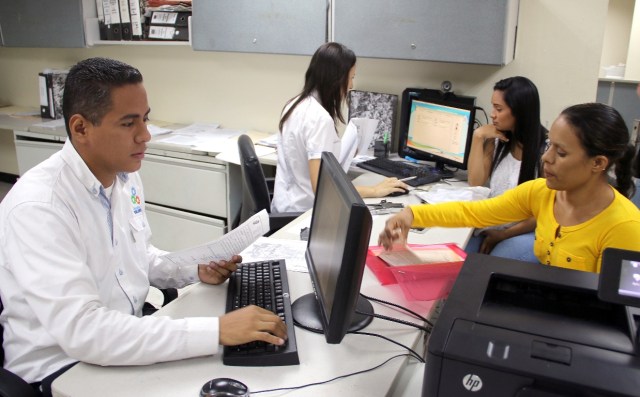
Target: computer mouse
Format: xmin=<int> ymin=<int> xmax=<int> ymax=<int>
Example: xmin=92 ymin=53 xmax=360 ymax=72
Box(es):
xmin=387 ymin=188 xmax=409 ymax=197
xmin=200 ymin=378 xmax=249 ymax=396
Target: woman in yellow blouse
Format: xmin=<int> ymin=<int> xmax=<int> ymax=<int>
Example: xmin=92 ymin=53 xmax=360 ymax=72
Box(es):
xmin=379 ymin=103 xmax=640 ymax=273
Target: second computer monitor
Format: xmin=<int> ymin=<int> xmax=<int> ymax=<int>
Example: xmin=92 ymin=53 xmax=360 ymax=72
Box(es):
xmin=291 ymin=151 xmax=374 ymax=344
xmin=399 ymin=96 xmax=476 ymax=172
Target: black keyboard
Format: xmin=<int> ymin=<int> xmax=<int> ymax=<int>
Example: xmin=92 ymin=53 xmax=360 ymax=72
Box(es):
xmin=357 ymin=157 xmax=453 ymax=187
xmin=223 ymin=259 xmax=300 ymax=366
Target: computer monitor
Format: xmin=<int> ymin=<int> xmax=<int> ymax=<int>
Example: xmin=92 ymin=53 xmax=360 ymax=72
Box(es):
xmin=291 ymin=151 xmax=374 ymax=344
xmin=398 ymin=90 xmax=476 ymax=172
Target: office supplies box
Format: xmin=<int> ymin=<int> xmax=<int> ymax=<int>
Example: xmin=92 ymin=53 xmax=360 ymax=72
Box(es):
xmin=366 ymin=243 xmax=466 ymax=301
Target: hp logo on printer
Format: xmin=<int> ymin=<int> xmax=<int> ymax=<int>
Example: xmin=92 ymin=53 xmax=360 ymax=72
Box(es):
xmin=462 ymin=374 xmax=483 ymax=392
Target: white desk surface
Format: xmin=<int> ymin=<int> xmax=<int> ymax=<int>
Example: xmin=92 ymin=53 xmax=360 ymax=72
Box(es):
xmin=0 ymin=106 xmax=46 ymax=132
xmin=52 ymin=176 xmax=471 ymax=397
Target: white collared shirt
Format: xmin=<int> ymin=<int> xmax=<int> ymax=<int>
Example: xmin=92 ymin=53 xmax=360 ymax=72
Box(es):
xmin=271 ymin=95 xmax=342 ymax=213
xmin=0 ymin=141 xmax=218 ymax=383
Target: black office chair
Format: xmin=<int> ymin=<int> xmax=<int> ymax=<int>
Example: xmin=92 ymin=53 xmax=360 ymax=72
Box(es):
xmin=237 ymin=134 xmax=302 ymax=236
xmin=0 ymin=298 xmax=38 ymax=397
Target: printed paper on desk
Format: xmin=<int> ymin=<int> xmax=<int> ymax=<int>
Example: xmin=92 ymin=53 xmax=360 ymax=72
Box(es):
xmin=147 ymin=124 xmax=172 ymax=136
xmin=171 ymin=123 xmax=221 ymax=136
xmin=339 ymin=118 xmax=379 ymax=172
xmin=240 ymin=237 xmax=308 ymax=273
xmin=31 ymin=119 xmax=66 ymax=129
xmin=378 ymin=245 xmax=464 ymax=267
xmin=352 ymin=118 xmax=379 ymax=155
xmin=416 ymin=184 xmax=490 ymax=204
xmin=338 ymin=120 xmax=359 ymax=172
xmin=257 ymin=134 xmax=279 ymax=148
xmin=162 ymin=210 xmax=270 ymax=266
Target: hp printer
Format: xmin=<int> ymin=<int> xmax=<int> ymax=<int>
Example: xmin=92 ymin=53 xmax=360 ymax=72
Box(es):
xmin=424 ymin=251 xmax=640 ymax=397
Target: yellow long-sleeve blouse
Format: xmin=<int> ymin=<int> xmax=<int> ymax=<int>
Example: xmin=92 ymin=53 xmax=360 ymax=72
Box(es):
xmin=410 ymin=178 xmax=640 ymax=273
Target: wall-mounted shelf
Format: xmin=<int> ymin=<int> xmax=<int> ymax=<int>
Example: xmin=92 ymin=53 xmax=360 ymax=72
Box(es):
xmin=84 ymin=17 xmax=191 ymax=47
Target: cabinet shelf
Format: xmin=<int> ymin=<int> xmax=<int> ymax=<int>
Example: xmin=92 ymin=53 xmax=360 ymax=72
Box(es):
xmin=84 ymin=17 xmax=191 ymax=47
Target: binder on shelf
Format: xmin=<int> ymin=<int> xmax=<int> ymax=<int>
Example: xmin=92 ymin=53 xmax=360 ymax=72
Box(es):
xmin=129 ymin=0 xmax=143 ymax=40
xmin=95 ymin=0 xmax=109 ymax=40
xmin=118 ymin=0 xmax=133 ymax=40
xmin=37 ymin=69 xmax=67 ymax=120
xmin=38 ymin=72 xmax=53 ymax=119
xmin=104 ymin=0 xmax=122 ymax=40
xmin=150 ymin=11 xmax=191 ymax=27
xmin=148 ymin=25 xmax=189 ymax=41
xmin=49 ymin=70 xmax=68 ymax=120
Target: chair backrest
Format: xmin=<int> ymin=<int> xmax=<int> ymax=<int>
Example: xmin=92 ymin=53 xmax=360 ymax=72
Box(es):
xmin=238 ymin=134 xmax=272 ymax=223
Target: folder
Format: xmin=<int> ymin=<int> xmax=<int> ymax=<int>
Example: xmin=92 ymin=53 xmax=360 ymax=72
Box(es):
xmin=50 ymin=70 xmax=68 ymax=120
xmin=148 ymin=25 xmax=189 ymax=41
xmin=95 ymin=0 xmax=109 ymax=40
xmin=128 ymin=0 xmax=143 ymax=40
xmin=103 ymin=0 xmax=122 ymax=40
xmin=150 ymin=11 xmax=191 ymax=27
xmin=38 ymin=72 xmax=53 ymax=119
xmin=118 ymin=0 xmax=133 ymax=40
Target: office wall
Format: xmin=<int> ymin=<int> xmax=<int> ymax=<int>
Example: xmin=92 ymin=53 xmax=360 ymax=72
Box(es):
xmin=600 ymin=0 xmax=634 ymax=75
xmin=626 ymin=1 xmax=640 ymax=80
xmin=0 ymin=0 xmax=607 ymax=136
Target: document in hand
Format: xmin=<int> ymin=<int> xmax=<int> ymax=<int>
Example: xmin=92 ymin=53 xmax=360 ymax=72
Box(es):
xmin=161 ymin=210 xmax=270 ymax=266
xmin=366 ymin=243 xmax=466 ymax=301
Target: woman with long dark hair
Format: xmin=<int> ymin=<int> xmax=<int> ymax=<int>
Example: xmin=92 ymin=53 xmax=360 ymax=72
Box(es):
xmin=271 ymin=42 xmax=407 ymax=213
xmin=465 ymin=76 xmax=547 ymax=260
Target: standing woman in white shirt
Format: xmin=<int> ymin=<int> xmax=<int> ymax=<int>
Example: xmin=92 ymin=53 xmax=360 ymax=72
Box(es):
xmin=271 ymin=42 xmax=408 ymax=213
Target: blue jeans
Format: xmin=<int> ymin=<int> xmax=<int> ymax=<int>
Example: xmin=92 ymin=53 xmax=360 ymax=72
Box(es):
xmin=465 ymin=231 xmax=538 ymax=263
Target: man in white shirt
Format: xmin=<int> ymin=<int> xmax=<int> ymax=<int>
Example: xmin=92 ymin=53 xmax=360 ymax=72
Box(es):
xmin=0 ymin=57 xmax=286 ymax=396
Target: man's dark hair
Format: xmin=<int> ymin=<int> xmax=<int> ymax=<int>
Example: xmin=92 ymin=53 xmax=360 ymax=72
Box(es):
xmin=62 ymin=57 xmax=143 ymax=138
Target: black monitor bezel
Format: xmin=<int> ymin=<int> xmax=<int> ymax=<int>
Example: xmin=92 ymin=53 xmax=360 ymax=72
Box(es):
xmin=599 ymin=247 xmax=640 ymax=308
xmin=398 ymin=88 xmax=476 ymax=170
xmin=303 ymin=152 xmax=373 ymax=343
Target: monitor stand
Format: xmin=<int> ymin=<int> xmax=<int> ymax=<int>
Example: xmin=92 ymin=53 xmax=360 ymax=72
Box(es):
xmin=430 ymin=162 xmax=455 ymax=179
xmin=291 ymin=293 xmax=374 ymax=335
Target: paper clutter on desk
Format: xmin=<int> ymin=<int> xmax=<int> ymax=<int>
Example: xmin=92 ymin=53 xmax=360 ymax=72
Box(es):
xmin=147 ymin=124 xmax=172 ymax=136
xmin=257 ymin=134 xmax=279 ymax=148
xmin=366 ymin=243 xmax=466 ymax=301
xmin=415 ymin=184 xmax=490 ymax=204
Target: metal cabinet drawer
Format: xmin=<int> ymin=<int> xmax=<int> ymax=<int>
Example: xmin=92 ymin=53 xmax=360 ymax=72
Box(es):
xmin=140 ymin=154 xmax=228 ymax=218
xmin=14 ymin=137 xmax=63 ymax=175
xmin=145 ymin=203 xmax=226 ymax=251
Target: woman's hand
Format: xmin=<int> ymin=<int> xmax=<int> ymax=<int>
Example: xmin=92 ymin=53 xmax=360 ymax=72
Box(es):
xmin=479 ymin=229 xmax=507 ymax=254
xmin=358 ymin=177 xmax=410 ymax=198
xmin=378 ymin=207 xmax=414 ymax=250
xmin=473 ymin=124 xmax=509 ymax=143
xmin=198 ymin=255 xmax=242 ymax=285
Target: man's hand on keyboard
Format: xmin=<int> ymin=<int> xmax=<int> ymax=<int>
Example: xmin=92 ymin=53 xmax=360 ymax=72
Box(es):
xmin=198 ymin=255 xmax=242 ymax=285
xmin=219 ymin=305 xmax=288 ymax=346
